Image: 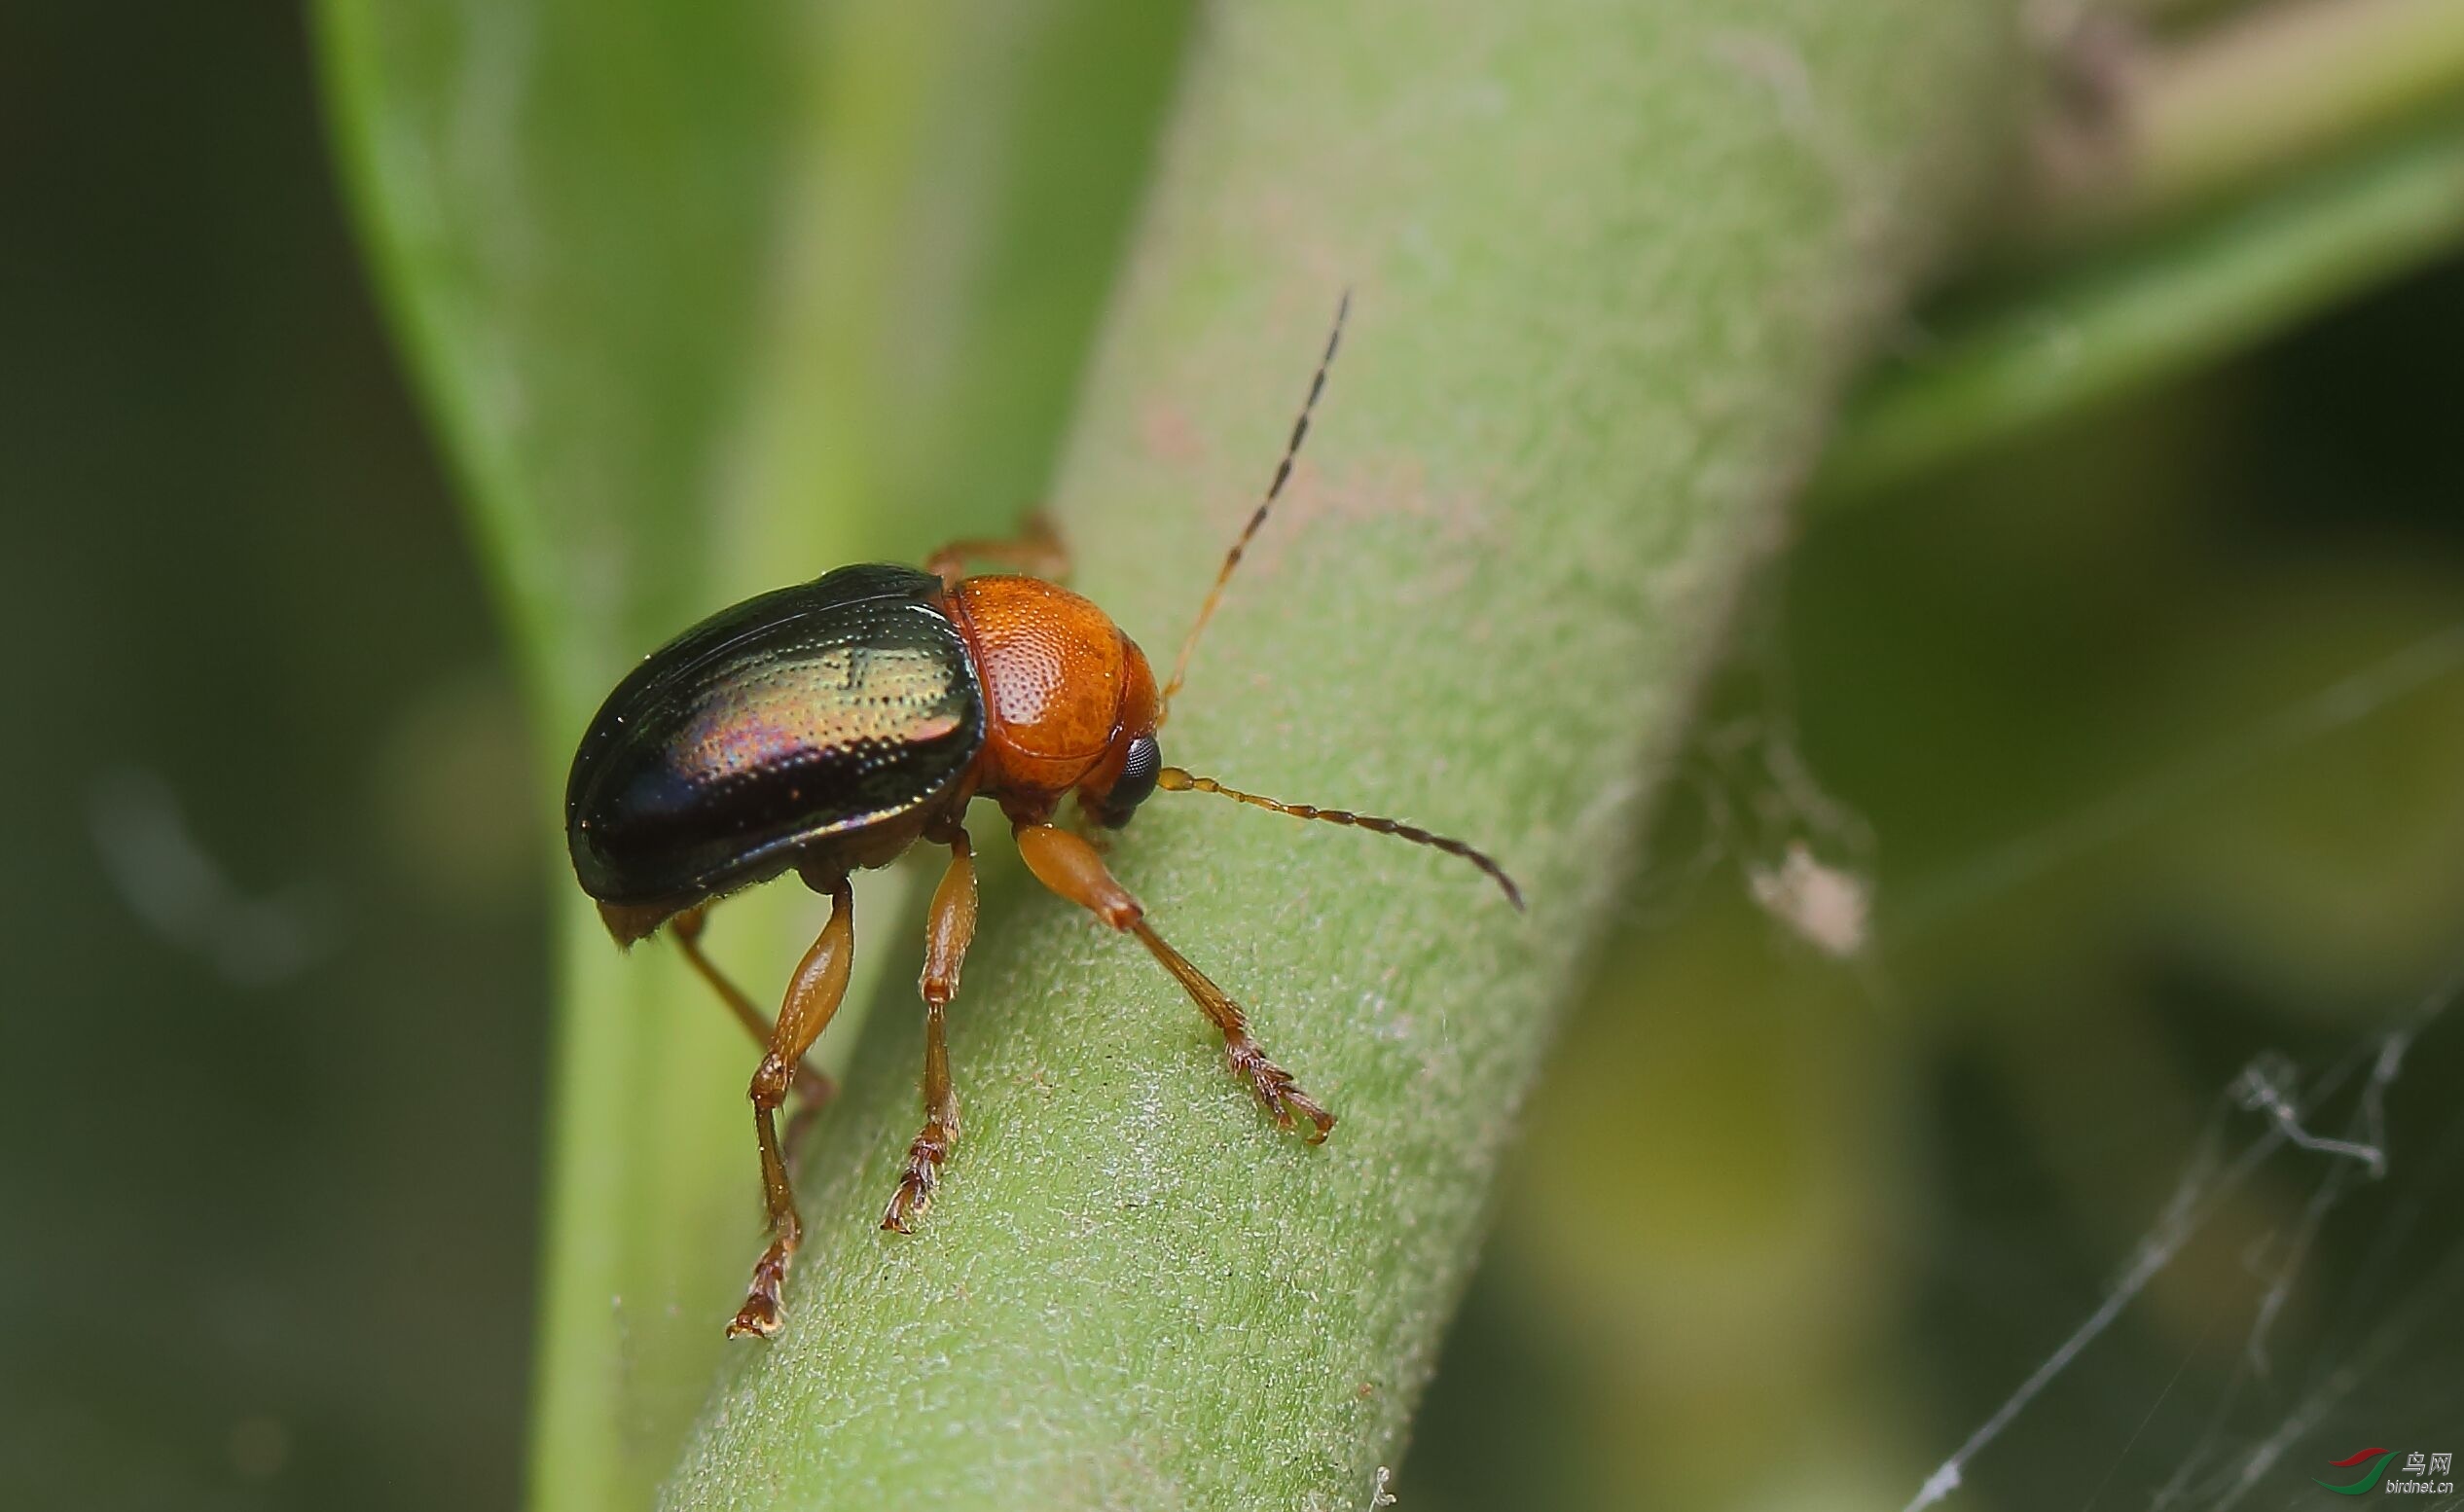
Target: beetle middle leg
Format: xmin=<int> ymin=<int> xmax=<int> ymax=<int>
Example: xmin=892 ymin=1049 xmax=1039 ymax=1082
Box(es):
xmin=1012 ymin=822 xmax=1334 ymax=1141
xmin=727 ymin=878 xmax=855 ymax=1340
xmin=924 ymin=511 xmax=1069 ymax=587
xmin=882 ymin=824 xmax=978 ymax=1233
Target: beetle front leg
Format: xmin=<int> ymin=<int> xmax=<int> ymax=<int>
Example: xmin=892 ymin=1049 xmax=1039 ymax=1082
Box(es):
xmin=1012 ymin=822 xmax=1334 ymax=1142
xmin=883 ymin=826 xmax=977 ymax=1233
xmin=728 ymin=878 xmax=855 ymax=1341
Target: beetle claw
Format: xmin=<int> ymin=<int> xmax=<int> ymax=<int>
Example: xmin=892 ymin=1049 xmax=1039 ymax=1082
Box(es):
xmin=727 ymin=1238 xmax=793 ymax=1339
xmin=880 ymin=1124 xmax=952 ymax=1233
xmin=1227 ymin=1040 xmax=1336 ymax=1144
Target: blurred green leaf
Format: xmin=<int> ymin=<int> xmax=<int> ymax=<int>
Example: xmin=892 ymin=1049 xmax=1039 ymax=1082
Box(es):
xmin=1819 ymin=111 xmax=2464 ymax=502
xmin=319 ymin=0 xmax=791 ymax=704
xmin=319 ymin=1 xmax=1188 ymax=1506
xmin=317 ymin=8 xmax=804 ymax=1506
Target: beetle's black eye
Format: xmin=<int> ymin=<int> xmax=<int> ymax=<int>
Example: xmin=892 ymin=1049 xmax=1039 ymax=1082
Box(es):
xmin=1100 ymin=736 xmax=1162 ymax=827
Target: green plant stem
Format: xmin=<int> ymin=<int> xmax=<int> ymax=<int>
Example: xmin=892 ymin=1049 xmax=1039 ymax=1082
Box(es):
xmin=2034 ymin=0 xmax=2464 ymax=241
xmin=659 ymin=2 xmax=2019 ymax=1507
xmin=1815 ymin=112 xmax=2464 ymax=504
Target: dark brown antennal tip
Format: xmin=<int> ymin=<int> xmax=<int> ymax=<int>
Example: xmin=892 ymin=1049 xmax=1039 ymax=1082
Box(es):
xmin=1158 ymin=290 xmax=1352 ymax=727
xmin=1159 ymin=767 xmax=1525 ymax=910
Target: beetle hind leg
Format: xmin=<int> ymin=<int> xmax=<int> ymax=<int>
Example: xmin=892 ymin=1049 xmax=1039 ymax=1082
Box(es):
xmin=670 ymin=905 xmax=837 ymax=1117
xmin=1012 ymin=822 xmax=1335 ymax=1142
xmin=727 ymin=879 xmax=856 ymax=1341
xmin=884 ymin=828 xmax=978 ymax=1232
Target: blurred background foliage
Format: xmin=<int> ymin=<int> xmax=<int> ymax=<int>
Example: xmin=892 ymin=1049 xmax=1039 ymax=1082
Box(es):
xmin=3 ymin=2 xmax=2461 ymax=1510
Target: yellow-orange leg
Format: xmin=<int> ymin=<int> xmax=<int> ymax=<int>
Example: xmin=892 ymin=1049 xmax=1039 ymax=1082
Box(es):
xmin=727 ymin=879 xmax=856 ymax=1340
xmin=883 ymin=827 xmax=979 ymax=1233
xmin=924 ymin=511 xmax=1070 ymax=587
xmin=670 ymin=906 xmax=837 ymax=1112
xmin=1012 ymin=822 xmax=1334 ymax=1141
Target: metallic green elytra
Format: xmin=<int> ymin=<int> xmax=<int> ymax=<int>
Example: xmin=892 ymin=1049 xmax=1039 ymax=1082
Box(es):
xmin=564 ymin=563 xmax=986 ymax=915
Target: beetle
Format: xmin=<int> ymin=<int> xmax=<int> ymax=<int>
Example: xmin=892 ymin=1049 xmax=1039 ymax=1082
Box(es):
xmin=564 ymin=295 xmax=1521 ymax=1338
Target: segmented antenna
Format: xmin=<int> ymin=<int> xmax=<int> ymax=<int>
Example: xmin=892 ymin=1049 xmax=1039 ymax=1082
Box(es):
xmin=1159 ymin=767 xmax=1525 ymax=910
xmin=1158 ymin=291 xmax=1351 ymax=725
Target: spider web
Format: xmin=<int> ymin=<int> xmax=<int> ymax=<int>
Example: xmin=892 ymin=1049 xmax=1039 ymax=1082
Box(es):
xmin=1596 ymin=593 xmax=2464 ymax=1512
xmin=1904 ymin=981 xmax=2461 ymax=1512
xmin=1677 ymin=617 xmax=2464 ymax=1512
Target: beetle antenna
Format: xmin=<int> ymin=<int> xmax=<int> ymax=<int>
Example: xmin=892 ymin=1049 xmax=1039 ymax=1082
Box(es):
xmin=1158 ymin=290 xmax=1350 ymax=726
xmin=1158 ymin=766 xmax=1524 ymax=910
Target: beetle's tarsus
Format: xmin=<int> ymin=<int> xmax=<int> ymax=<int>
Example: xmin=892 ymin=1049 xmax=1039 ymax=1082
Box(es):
xmin=727 ymin=1237 xmax=793 ymax=1339
xmin=881 ymin=1123 xmax=953 ymax=1233
xmin=1227 ymin=1038 xmax=1336 ymax=1143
